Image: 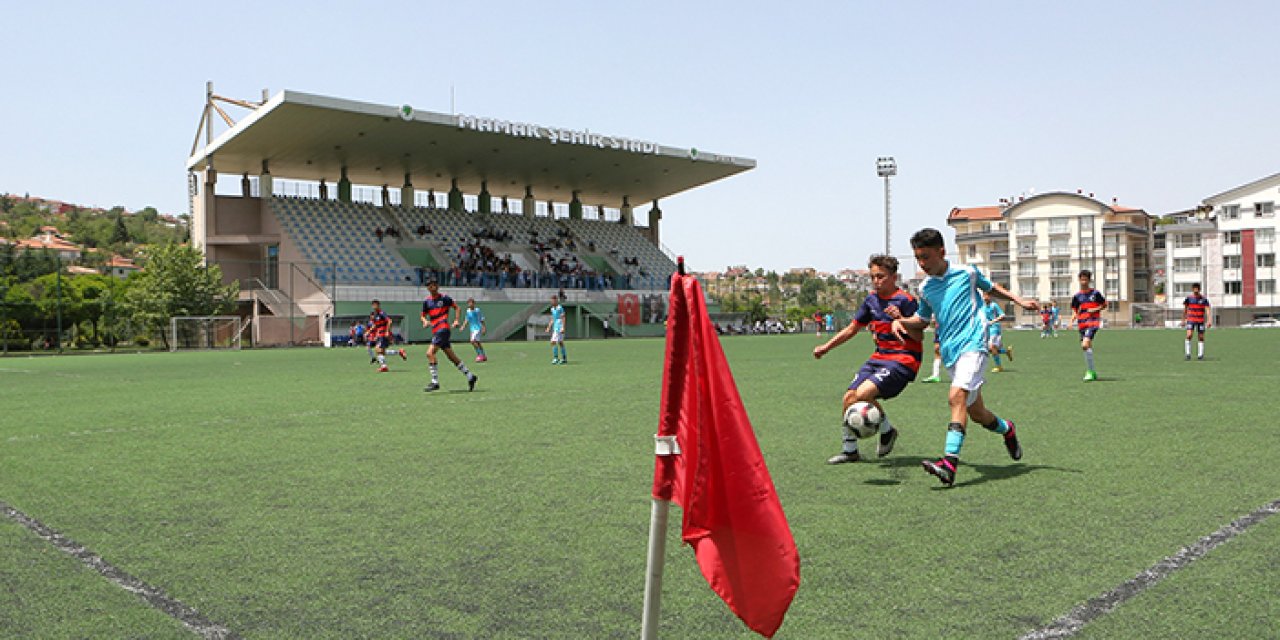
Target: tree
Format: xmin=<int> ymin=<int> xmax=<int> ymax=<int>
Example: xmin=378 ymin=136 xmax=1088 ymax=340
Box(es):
xmin=111 ymin=213 xmax=130 ymax=245
xmin=798 ymin=279 xmax=822 ymax=307
xmin=123 ymin=244 xmax=238 ymax=349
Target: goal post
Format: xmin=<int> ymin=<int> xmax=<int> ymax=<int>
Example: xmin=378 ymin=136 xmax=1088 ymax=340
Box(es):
xmin=169 ymin=316 xmax=243 ymax=352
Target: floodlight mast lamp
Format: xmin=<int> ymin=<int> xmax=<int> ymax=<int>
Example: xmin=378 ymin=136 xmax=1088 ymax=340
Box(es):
xmin=876 ymin=157 xmax=897 ymax=256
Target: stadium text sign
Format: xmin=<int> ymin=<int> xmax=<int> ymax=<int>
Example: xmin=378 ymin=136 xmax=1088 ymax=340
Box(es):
xmin=457 ymin=114 xmax=658 ymax=154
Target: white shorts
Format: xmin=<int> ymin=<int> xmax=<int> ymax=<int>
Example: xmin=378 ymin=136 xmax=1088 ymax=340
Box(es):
xmin=470 ymin=329 xmax=482 ymax=342
xmin=550 ymin=330 xmax=564 ymax=343
xmin=987 ymin=333 xmax=1003 ymax=350
xmin=946 ymin=351 xmax=987 ymax=406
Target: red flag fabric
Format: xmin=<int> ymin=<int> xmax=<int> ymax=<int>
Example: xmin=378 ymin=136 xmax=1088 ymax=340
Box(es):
xmin=652 ymin=273 xmax=800 ymax=638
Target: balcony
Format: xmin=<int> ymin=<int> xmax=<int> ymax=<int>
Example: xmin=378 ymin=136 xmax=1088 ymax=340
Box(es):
xmin=955 ymin=230 xmax=1008 ymax=242
xmin=989 ymin=249 xmax=1010 ymax=260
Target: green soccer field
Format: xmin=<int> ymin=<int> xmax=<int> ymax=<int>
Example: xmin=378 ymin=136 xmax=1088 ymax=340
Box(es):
xmin=2 ymin=329 xmax=1279 ymax=639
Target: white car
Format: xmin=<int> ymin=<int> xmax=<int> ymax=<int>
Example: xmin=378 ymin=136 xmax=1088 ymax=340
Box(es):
xmin=1241 ymin=317 xmax=1280 ymax=328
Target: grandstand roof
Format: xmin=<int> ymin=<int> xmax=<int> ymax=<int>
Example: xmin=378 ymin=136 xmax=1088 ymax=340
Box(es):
xmin=187 ymin=90 xmax=755 ymax=208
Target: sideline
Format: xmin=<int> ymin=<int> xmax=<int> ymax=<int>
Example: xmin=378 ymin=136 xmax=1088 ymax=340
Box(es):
xmin=1020 ymin=498 xmax=1280 ymax=639
xmin=1 ymin=500 xmax=239 ymax=640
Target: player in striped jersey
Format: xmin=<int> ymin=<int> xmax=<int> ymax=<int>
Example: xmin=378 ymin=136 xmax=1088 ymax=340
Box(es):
xmin=368 ymin=300 xmax=406 ymax=373
xmin=1070 ymin=270 xmax=1107 ymax=381
xmin=813 ymin=255 xmax=921 ymax=463
xmin=1183 ymin=283 xmax=1211 ymax=360
xmin=420 ymin=279 xmax=477 ymax=392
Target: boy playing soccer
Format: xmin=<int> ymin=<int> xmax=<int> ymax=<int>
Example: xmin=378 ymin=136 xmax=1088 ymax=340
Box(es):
xmin=420 ymin=280 xmax=478 ymax=392
xmin=463 ymin=298 xmax=488 ymax=362
xmin=547 ymin=295 xmax=567 ymax=364
xmin=1183 ymin=284 xmax=1210 ymax=360
xmin=891 ymin=228 xmax=1035 ymax=487
xmin=368 ymin=301 xmax=407 ymax=372
xmin=1070 ymin=270 xmax=1107 ymax=381
xmin=813 ymin=255 xmax=921 ymax=464
xmin=981 ymin=291 xmax=1014 ymax=372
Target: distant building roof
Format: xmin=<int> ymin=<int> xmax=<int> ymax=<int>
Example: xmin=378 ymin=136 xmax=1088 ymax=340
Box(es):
xmin=948 ymin=206 xmax=1004 ymax=221
xmin=106 ymin=255 xmax=140 ymax=269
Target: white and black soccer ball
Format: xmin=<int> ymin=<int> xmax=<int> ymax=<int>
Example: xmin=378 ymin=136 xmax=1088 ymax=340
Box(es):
xmin=843 ymin=402 xmax=883 ymax=439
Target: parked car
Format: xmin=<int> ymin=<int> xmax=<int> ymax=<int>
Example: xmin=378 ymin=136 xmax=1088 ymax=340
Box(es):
xmin=1241 ymin=317 xmax=1280 ymax=328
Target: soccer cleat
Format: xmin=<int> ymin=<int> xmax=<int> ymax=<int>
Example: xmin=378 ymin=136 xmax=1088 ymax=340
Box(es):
xmin=1197 ymin=355 xmax=1204 ymax=361
xmin=921 ymin=458 xmax=956 ymax=486
xmin=991 ymin=366 xmax=1004 ymax=373
xmin=877 ymin=427 xmax=899 ymax=458
xmin=1005 ymin=345 xmax=1014 ymax=362
xmin=378 ymin=365 xmax=389 ymax=373
xmin=1185 ymin=354 xmax=1191 ymax=361
xmin=370 ymin=357 xmax=377 ymax=365
xmin=423 ymin=383 xmax=440 ymax=392
xmin=921 ymin=375 xmax=942 ymax=383
xmin=552 ymin=358 xmax=561 ymax=365
xmin=468 ymin=375 xmax=478 ymax=391
xmin=826 ymin=451 xmax=861 ymax=464
xmin=398 ymin=349 xmax=407 ymax=361
xmin=1003 ymin=423 xmax=1023 ymax=461
xmin=1083 ymin=370 xmax=1098 ymax=381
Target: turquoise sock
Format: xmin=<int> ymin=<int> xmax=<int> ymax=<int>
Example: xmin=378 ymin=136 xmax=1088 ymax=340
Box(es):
xmin=983 ymin=416 xmax=1011 ymax=435
xmin=993 ymin=354 xmax=1003 ymax=367
xmin=944 ymin=423 xmax=965 ymax=456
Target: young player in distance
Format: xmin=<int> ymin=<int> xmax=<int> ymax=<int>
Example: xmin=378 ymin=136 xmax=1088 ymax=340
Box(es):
xmin=463 ymin=298 xmax=488 ymax=362
xmin=890 ymin=228 xmax=1034 ymax=487
xmin=1183 ymin=283 xmax=1210 ymax=360
xmin=368 ymin=300 xmax=406 ymax=372
xmin=1070 ymin=270 xmax=1107 ymax=381
xmin=420 ymin=279 xmax=478 ymax=392
xmin=813 ymin=255 xmax=920 ymax=464
xmin=981 ymin=291 xmax=1014 ymax=372
xmin=547 ymin=295 xmax=568 ymax=364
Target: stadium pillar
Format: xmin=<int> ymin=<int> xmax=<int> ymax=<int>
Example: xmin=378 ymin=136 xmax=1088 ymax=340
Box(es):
xmin=569 ymin=191 xmax=583 ymax=220
xmin=318 ymin=179 xmax=327 ymax=200
xmin=338 ymin=167 xmax=352 ymax=203
xmin=523 ymin=186 xmax=536 ymax=220
xmin=478 ymin=181 xmax=492 ymax=214
xmin=620 ymin=196 xmax=634 ymax=225
xmin=648 ymin=200 xmax=663 ymax=245
xmin=259 ymin=161 xmax=273 ymax=198
xmin=401 ymin=173 xmax=414 ymax=208
xmin=193 ymin=164 xmax=218 ymax=251
xmin=448 ymin=179 xmax=464 ymax=212
xmin=241 ymin=173 xmax=252 ymax=198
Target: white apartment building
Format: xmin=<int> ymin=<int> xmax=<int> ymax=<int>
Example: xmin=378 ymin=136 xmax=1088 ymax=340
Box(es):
xmin=949 ymin=192 xmax=1153 ymax=326
xmin=1201 ymin=171 xmax=1280 ymax=324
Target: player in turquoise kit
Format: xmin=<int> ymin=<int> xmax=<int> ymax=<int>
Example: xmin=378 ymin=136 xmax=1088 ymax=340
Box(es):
xmin=462 ymin=298 xmax=488 ymax=362
xmin=981 ymin=291 xmax=1014 ymax=372
xmin=547 ymin=295 xmax=567 ymax=364
xmin=891 ymin=228 xmax=1036 ymax=487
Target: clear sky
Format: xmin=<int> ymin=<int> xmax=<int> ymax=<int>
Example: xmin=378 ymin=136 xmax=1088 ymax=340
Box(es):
xmin=3 ymin=1 xmax=1277 ymax=273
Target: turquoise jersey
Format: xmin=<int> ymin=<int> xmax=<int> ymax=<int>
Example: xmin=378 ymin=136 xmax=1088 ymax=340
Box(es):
xmin=550 ymin=305 xmax=565 ymax=332
xmin=916 ymin=263 xmax=994 ymax=367
xmin=982 ymin=301 xmax=1004 ymax=336
xmin=465 ymin=307 xmax=485 ymax=330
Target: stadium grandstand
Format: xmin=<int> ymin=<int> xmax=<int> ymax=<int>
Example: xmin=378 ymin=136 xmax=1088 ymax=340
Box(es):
xmin=186 ymin=84 xmax=754 ymax=346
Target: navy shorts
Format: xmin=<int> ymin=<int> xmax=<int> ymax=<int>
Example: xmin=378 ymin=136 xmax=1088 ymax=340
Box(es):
xmin=374 ymin=336 xmax=390 ymax=349
xmin=431 ymin=328 xmax=453 ymax=349
xmin=1186 ymin=322 xmax=1206 ymax=333
xmin=1079 ymin=327 xmax=1099 ymax=340
xmin=849 ymin=360 xmax=916 ymax=400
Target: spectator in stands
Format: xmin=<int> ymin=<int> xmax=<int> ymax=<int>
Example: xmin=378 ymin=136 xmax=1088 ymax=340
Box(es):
xmin=375 ymin=228 xmax=384 ymax=242
xmin=427 ymin=189 xmax=437 ymax=208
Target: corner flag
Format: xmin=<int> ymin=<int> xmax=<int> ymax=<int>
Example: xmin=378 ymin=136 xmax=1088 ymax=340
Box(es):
xmin=645 ymin=265 xmax=800 ymax=638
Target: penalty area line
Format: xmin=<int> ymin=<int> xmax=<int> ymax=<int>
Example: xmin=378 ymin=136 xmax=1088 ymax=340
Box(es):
xmin=1 ymin=500 xmax=239 ymax=640
xmin=1020 ymin=497 xmax=1280 ymax=639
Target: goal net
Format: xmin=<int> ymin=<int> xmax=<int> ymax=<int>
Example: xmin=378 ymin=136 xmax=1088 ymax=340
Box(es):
xmin=169 ymin=316 xmax=243 ymax=352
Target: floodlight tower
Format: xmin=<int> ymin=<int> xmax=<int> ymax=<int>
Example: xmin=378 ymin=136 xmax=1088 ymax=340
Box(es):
xmin=876 ymin=157 xmax=897 ymax=256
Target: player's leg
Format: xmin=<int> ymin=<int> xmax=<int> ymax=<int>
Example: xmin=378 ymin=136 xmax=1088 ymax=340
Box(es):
xmin=550 ymin=333 xmax=560 ymax=364
xmin=443 ymin=345 xmax=478 ymax=390
xmin=966 ymin=390 xmax=1022 ymax=461
xmin=558 ymin=337 xmax=568 ymax=363
xmin=425 ymin=343 xmax=441 ymax=390
xmin=1197 ymin=326 xmax=1206 ymax=359
xmin=1081 ymin=331 xmax=1097 ymax=380
xmin=1184 ymin=326 xmax=1193 ymax=360
xmin=826 ymin=385 xmax=865 ymax=464
xmin=923 ymin=341 xmax=943 ymax=382
xmin=989 ymin=338 xmax=1003 ymax=371
xmin=922 ymin=352 xmax=985 ymax=486
xmin=854 ymin=365 xmax=909 ymax=458
xmin=375 ymin=338 xmax=389 ymax=371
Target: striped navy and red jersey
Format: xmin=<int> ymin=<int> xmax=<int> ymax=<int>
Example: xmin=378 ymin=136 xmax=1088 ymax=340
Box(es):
xmin=1040 ymin=308 xmax=1053 ymax=324
xmin=1072 ymin=289 xmax=1106 ymax=329
xmin=368 ymin=311 xmax=391 ymax=338
xmin=854 ymin=289 xmax=923 ymax=372
xmin=1183 ymin=295 xmax=1210 ymax=323
xmin=422 ymin=294 xmax=455 ymax=334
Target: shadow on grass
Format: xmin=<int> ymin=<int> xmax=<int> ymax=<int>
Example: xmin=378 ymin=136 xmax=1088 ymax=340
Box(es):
xmin=947 ymin=460 xmax=1082 ymax=489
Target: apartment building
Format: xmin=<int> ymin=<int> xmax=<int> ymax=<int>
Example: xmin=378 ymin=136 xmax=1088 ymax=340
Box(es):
xmin=1201 ymin=171 xmax=1280 ymax=324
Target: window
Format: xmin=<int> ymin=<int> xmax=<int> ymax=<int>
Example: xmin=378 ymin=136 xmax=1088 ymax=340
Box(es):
xmin=1224 ymin=281 xmax=1242 ymax=294
xmin=1154 ymin=234 xmax=1166 ymax=249
xmin=1051 ymin=278 xmax=1072 ymax=298
xmin=1105 ymin=257 xmax=1120 ymax=273
xmin=1173 ymin=233 xmax=1201 ymax=249
xmin=1105 ymin=278 xmax=1119 ymax=297
xmin=1224 ymin=231 xmax=1241 ymax=244
xmin=1258 ymin=228 xmax=1276 ymax=244
xmin=1254 ymin=202 xmax=1274 ymax=218
xmin=1050 ymin=238 xmax=1070 ymax=256
xmin=1173 ymin=282 xmax=1196 ymax=297
xmin=1174 ymin=258 xmax=1201 ymax=273
xmin=1260 ymin=280 xmax=1277 ymax=294
xmin=1018 ymin=277 xmax=1038 ymax=298
xmin=1224 ymin=255 xmax=1242 ymax=269
xmin=1051 ymin=259 xmax=1070 ymax=276
xmin=1018 ymin=261 xmax=1037 ymax=277
xmin=1018 ymin=239 xmax=1036 ymax=257
xmin=967 ymin=244 xmax=977 ymax=259
xmin=1221 ymin=204 xmax=1240 ymax=220
xmin=1049 ymin=219 xmax=1070 ymax=234
xmin=1103 ymin=235 xmax=1119 ymax=252
xmin=1258 ymin=253 xmax=1276 ymax=268
xmin=1016 ymin=220 xmax=1036 ymax=236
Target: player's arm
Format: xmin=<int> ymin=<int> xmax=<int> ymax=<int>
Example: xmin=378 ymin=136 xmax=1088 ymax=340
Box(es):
xmin=813 ymin=320 xmax=861 ymax=359
xmin=420 ymin=309 xmax=429 ymax=328
xmin=480 ymin=318 xmax=487 ymax=335
xmin=987 ymin=282 xmax=1039 ymax=311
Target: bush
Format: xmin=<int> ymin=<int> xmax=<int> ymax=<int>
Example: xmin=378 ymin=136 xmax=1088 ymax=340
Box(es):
xmin=133 ymin=335 xmax=150 ymax=347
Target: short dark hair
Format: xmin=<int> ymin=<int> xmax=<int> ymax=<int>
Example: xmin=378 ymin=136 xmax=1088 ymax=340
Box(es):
xmin=910 ymin=228 xmax=945 ymax=249
xmin=426 ymin=277 xmax=438 ymax=285
xmin=1192 ymin=283 xmax=1201 ymax=290
xmin=868 ymin=254 xmax=899 ymax=273
xmin=371 ymin=299 xmax=380 ymax=305
xmin=1078 ymin=270 xmax=1092 ymax=279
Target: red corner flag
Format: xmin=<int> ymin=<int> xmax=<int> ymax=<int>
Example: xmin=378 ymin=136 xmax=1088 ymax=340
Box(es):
xmin=652 ymin=271 xmax=800 ymax=638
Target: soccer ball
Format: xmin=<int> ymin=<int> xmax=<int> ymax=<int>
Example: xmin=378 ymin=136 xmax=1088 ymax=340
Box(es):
xmin=843 ymin=402 xmax=883 ymax=439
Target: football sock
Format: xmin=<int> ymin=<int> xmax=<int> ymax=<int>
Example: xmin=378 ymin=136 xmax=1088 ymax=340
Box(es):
xmin=945 ymin=422 xmax=966 ymax=456
xmin=992 ymin=353 xmax=1003 ymax=367
xmin=429 ymin=363 xmax=439 ymax=384
xmin=1198 ymin=342 xmax=1204 ymax=358
xmin=552 ymin=345 xmax=560 ymax=360
xmin=377 ymin=354 xmax=386 ymax=366
xmin=367 ymin=346 xmax=374 ymax=359
xmin=455 ymin=362 xmax=472 ymax=377
xmin=1185 ymin=340 xmax=1191 ymax=357
xmin=879 ymin=414 xmax=894 ymax=435
xmin=841 ymin=423 xmax=859 ymax=454
xmin=931 ymin=359 xmax=941 ymax=378
xmin=1084 ymin=348 xmax=1095 ymax=371
xmin=982 ymin=416 xmax=1011 ymax=435
xmin=560 ymin=345 xmax=567 ymax=361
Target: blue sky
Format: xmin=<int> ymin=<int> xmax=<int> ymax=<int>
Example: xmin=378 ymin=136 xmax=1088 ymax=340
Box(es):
xmin=3 ymin=1 xmax=1277 ymax=272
